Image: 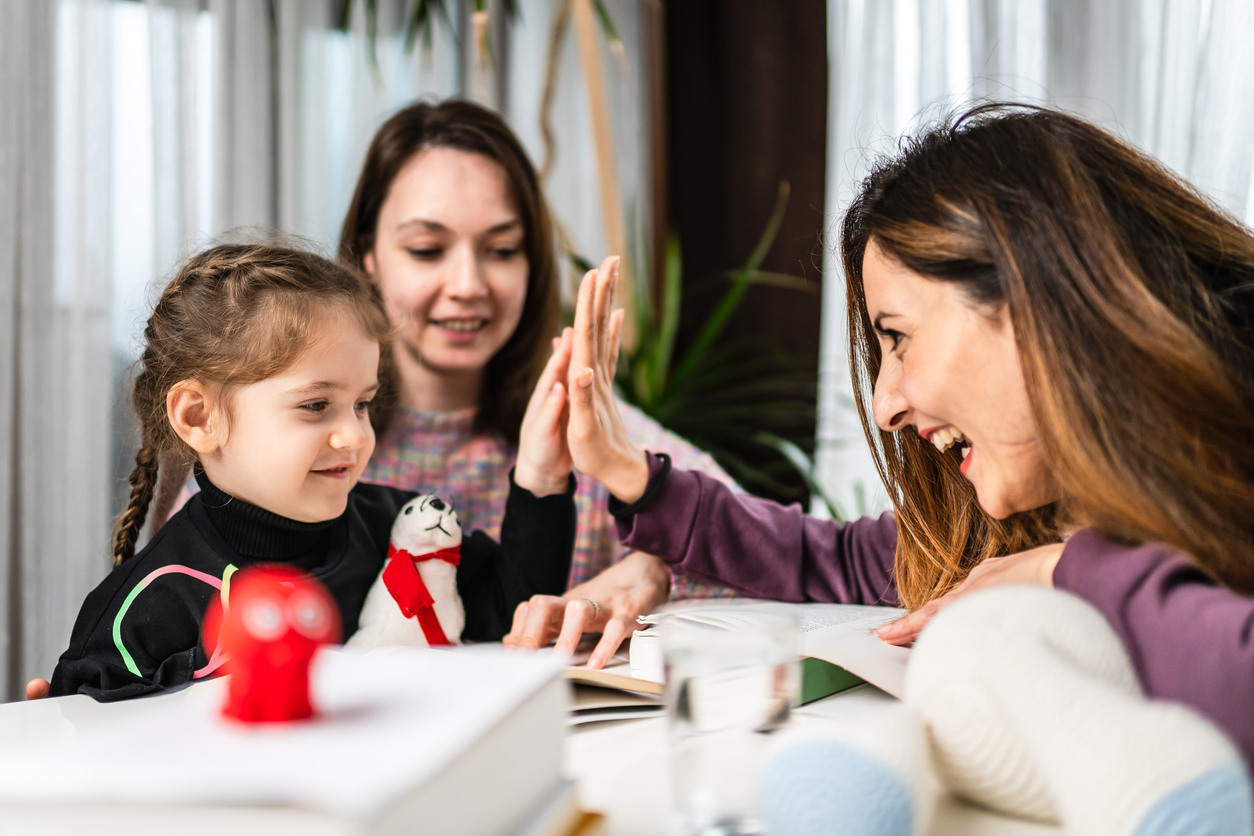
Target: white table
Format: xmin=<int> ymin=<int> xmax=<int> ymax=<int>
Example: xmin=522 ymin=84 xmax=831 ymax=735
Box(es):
xmin=564 ymin=683 xmax=1060 ymax=836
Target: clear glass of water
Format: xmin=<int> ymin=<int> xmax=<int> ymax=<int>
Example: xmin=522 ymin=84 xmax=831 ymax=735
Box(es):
xmin=661 ymin=608 xmax=799 ymax=836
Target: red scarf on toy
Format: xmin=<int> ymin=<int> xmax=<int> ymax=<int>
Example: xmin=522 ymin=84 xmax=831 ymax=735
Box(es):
xmin=380 ymin=543 xmax=461 ymax=646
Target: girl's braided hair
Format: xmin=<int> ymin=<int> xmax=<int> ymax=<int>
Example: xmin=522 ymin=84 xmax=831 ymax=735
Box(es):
xmin=112 ymin=243 xmax=392 ymax=567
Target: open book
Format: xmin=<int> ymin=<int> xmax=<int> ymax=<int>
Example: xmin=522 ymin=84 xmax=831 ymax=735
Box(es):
xmin=565 ymin=601 xmax=910 ymax=703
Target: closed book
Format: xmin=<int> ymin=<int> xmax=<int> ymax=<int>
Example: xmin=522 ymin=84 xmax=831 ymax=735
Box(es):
xmin=0 ymin=647 xmax=569 ymax=835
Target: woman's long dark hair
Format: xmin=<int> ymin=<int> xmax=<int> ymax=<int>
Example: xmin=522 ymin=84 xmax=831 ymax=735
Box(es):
xmin=841 ymin=104 xmax=1254 ymax=608
xmin=339 ymin=99 xmax=560 ymax=443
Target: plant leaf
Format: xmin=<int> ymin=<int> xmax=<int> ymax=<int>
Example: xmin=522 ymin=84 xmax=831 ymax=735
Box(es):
xmin=649 ymin=234 xmax=682 ymax=398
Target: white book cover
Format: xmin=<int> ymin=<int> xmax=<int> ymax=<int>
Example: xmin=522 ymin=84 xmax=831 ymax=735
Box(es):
xmin=0 ymin=647 xmax=569 ymax=835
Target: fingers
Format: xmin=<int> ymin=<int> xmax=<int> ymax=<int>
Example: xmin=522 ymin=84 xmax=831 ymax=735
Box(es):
xmin=25 ymin=678 xmax=50 ymax=701
xmin=875 ymin=600 xmax=939 ymax=646
xmin=571 ymin=268 xmax=597 ymax=375
xmin=607 ymin=308 xmax=624 ymax=375
xmin=504 ymin=595 xmax=564 ymax=649
xmin=588 ymin=616 xmax=631 ymax=669
xmin=554 ymin=597 xmax=601 ymax=656
xmin=503 ymin=599 xmax=531 ymax=646
xmin=525 ymin=333 xmax=571 ymax=421
xmin=592 ymin=256 xmax=618 ymax=363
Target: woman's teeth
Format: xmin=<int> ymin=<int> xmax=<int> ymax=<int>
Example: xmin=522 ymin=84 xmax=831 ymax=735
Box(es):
xmin=932 ymin=427 xmax=965 ymax=452
xmin=434 ymin=318 xmax=487 ymax=332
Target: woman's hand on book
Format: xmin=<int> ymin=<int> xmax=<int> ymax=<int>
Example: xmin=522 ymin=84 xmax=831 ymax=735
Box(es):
xmin=875 ymin=542 xmax=1065 ymax=646
xmin=566 ymin=256 xmax=649 ymax=505
xmin=503 ymin=550 xmax=671 ymax=667
xmin=515 ymin=328 xmax=575 ymax=497
xmin=26 ymin=679 xmax=49 ymax=700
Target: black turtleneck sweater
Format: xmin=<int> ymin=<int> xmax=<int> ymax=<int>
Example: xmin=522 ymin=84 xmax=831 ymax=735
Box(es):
xmin=50 ymin=471 xmax=575 ymax=702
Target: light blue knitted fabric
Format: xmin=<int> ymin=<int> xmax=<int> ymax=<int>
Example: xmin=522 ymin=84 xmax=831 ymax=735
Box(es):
xmin=760 ymin=740 xmax=914 ymax=836
xmin=1133 ymin=763 xmax=1253 ymax=836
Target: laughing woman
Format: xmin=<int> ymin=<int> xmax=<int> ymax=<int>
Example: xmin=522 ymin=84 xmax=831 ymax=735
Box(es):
xmin=533 ymin=104 xmax=1254 ymax=766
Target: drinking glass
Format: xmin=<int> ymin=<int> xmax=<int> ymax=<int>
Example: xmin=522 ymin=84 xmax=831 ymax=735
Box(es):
xmin=661 ymin=609 xmax=799 ymax=836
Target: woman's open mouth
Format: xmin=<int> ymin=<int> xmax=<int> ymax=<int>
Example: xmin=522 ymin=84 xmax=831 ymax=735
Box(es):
xmin=928 ymin=426 xmax=973 ymax=473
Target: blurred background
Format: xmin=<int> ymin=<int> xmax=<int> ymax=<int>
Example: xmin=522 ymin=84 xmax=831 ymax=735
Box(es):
xmin=2 ymin=0 xmax=1254 ymax=699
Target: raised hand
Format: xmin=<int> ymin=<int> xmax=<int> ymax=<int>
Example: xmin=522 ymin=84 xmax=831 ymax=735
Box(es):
xmin=567 ymin=256 xmax=649 ymax=503
xmin=514 ymin=328 xmax=575 ymax=497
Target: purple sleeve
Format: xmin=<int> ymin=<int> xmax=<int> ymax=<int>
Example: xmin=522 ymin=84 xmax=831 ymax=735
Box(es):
xmin=1054 ymin=528 xmax=1254 ymax=765
xmin=613 ymin=453 xmax=899 ymax=606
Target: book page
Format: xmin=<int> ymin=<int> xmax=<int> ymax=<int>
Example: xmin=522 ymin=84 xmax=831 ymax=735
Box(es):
xmin=800 ymin=614 xmax=910 ymax=698
xmin=630 ymin=601 xmax=909 ymax=697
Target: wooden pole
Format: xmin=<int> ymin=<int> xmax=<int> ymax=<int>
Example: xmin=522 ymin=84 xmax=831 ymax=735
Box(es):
xmin=571 ymin=0 xmax=637 ymax=351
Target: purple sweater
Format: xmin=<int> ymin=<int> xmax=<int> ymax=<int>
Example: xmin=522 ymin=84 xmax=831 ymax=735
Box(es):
xmin=614 ymin=454 xmax=1254 ymax=766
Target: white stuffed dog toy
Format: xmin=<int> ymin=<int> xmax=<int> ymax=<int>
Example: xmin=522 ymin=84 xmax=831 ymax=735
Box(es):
xmin=346 ymin=494 xmax=465 ymax=650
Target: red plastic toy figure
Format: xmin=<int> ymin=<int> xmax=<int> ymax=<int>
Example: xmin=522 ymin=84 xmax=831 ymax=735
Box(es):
xmin=202 ymin=565 xmax=341 ymax=723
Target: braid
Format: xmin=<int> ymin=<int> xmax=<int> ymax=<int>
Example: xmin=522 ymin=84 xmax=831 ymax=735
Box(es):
xmin=112 ymin=443 xmax=160 ymax=567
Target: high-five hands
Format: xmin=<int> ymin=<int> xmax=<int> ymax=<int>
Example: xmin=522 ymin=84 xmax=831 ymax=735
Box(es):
xmin=504 ymin=256 xmax=667 ymax=667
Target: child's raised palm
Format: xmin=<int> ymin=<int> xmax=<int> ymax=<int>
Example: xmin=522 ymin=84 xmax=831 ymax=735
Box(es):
xmin=514 ymin=329 xmax=575 ymax=496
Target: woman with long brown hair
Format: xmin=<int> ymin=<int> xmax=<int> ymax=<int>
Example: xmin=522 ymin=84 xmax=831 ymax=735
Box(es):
xmin=523 ymin=103 xmax=1254 ymax=766
xmin=336 ymin=100 xmax=739 ymax=666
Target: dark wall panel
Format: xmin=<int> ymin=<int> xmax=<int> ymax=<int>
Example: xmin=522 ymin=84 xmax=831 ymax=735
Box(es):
xmin=666 ymin=0 xmax=828 ymax=501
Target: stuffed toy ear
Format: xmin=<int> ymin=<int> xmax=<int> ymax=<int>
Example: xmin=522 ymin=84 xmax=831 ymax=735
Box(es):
xmin=909 ymin=586 xmax=1254 ymax=836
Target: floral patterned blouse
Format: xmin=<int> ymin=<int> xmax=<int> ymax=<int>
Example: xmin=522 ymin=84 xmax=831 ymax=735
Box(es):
xmin=363 ymin=401 xmax=739 ymax=599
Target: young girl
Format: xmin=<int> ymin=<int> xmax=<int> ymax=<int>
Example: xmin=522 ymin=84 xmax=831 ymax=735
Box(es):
xmin=49 ymin=243 xmax=576 ymax=702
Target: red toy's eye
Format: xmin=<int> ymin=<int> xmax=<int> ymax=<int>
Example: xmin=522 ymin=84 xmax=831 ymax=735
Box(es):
xmin=243 ymin=597 xmax=287 ymax=641
xmin=288 ymin=591 xmax=332 ymax=639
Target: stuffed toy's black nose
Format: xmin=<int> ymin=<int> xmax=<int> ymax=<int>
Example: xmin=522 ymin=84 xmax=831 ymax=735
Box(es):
xmin=430 ymin=498 xmax=446 ymax=511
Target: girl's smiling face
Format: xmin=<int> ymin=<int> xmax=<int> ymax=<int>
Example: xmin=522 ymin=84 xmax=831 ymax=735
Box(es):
xmin=364 ymin=146 xmax=529 ymax=400
xmin=862 ymin=239 xmax=1060 ymax=518
xmin=198 ymin=311 xmax=380 ymax=522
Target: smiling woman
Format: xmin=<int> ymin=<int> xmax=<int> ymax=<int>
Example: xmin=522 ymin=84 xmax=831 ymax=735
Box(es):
xmin=551 ymin=104 xmax=1254 ymax=769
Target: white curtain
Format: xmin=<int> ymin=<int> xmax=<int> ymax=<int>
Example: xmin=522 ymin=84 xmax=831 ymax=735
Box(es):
xmin=506 ymin=0 xmax=653 ymax=298
xmin=0 ymin=0 xmax=113 ymax=699
xmin=815 ymin=0 xmax=1254 ymax=519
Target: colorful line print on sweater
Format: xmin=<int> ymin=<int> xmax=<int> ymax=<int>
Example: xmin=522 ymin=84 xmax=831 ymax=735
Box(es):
xmin=112 ymin=564 xmax=238 ymax=680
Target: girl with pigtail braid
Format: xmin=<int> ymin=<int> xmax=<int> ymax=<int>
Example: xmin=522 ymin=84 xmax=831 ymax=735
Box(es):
xmin=42 ymin=243 xmax=577 ymax=702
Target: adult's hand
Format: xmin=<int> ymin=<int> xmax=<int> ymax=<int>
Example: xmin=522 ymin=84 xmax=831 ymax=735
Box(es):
xmin=515 ymin=329 xmax=574 ymax=497
xmin=875 ymin=542 xmax=1066 ymax=646
xmin=26 ymin=678 xmax=49 ymax=700
xmin=503 ymin=550 xmax=671 ymax=668
xmin=567 ymin=256 xmax=650 ymax=504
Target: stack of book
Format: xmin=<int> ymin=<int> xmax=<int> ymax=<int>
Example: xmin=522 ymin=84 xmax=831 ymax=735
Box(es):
xmin=0 ymin=647 xmax=595 ymax=835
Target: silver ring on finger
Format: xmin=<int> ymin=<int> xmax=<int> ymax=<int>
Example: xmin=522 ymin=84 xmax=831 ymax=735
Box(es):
xmin=577 ymin=595 xmax=601 ymax=621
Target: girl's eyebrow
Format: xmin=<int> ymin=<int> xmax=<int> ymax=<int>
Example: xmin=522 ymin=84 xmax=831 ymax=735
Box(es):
xmin=289 ymin=381 xmax=380 ymax=396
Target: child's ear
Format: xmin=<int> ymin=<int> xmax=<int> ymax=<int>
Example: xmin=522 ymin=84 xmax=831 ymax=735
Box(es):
xmin=168 ymin=381 xmax=224 ymax=455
